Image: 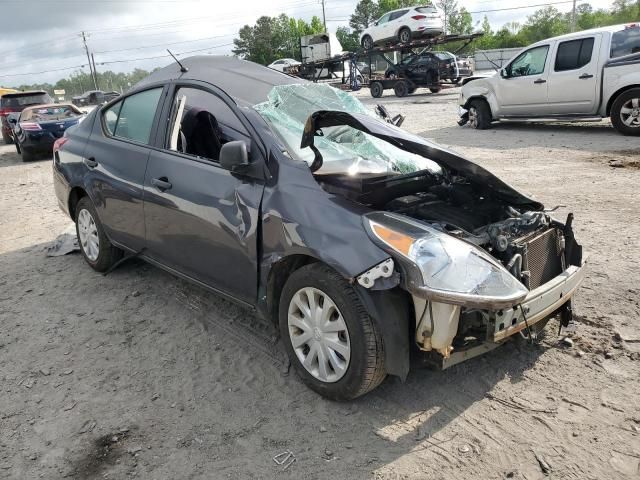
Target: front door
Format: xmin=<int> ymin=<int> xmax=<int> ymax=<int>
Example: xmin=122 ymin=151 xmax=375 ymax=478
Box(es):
xmin=143 ymin=85 xmax=264 ymax=304
xmin=545 ymin=35 xmax=601 ymax=114
xmin=497 ymin=44 xmax=551 ymax=116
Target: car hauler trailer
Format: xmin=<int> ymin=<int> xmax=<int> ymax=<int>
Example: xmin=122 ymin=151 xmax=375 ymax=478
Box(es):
xmin=293 ymin=33 xmax=483 ymax=98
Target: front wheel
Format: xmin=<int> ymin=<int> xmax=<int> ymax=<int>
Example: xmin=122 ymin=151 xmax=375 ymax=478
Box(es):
xmin=361 ymin=35 xmax=373 ymax=50
xmin=468 ymin=99 xmax=492 ymax=130
xmin=279 ymin=264 xmax=386 ymax=401
xmin=75 ymin=196 xmax=123 ymax=272
xmin=610 ymin=88 xmax=640 ymax=136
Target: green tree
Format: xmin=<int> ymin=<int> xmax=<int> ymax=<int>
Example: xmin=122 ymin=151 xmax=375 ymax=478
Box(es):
xmin=349 ymin=0 xmax=379 ymax=34
xmin=336 ymin=26 xmax=361 ymax=52
xmin=449 ymin=7 xmax=473 ymax=34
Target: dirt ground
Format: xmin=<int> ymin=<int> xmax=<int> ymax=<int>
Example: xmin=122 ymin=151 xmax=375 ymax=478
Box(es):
xmin=1 ymin=86 xmax=639 ymax=480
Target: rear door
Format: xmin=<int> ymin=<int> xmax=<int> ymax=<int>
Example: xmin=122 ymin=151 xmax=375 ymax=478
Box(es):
xmin=545 ymin=35 xmax=601 ymax=114
xmin=142 ymin=83 xmax=264 ymax=304
xmin=85 ymin=87 xmax=165 ymax=252
xmin=389 ymin=9 xmax=409 ymax=38
xmin=497 ymin=44 xmax=551 ymax=116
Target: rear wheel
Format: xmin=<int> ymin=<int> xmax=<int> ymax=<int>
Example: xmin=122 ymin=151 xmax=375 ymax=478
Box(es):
xmin=2 ymin=130 xmax=13 ymax=145
xmin=370 ymin=81 xmax=384 ymax=98
xmin=468 ymin=99 xmax=492 ymax=130
xmin=429 ymin=87 xmax=442 ymax=94
xmin=75 ymin=196 xmax=123 ymax=272
xmin=398 ymin=27 xmax=412 ymax=44
xmin=361 ymin=35 xmax=373 ymax=50
xmin=394 ymin=80 xmax=409 ymax=97
xmin=279 ymin=264 xmax=386 ymax=401
xmin=610 ymin=88 xmax=640 ymax=136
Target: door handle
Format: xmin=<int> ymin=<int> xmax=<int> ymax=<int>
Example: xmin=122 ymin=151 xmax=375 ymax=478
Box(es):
xmin=151 ymin=177 xmax=172 ymax=191
xmin=533 ymin=79 xmax=547 ymax=84
xmin=84 ymin=157 xmax=98 ymax=169
xmin=579 ymin=73 xmax=594 ymax=79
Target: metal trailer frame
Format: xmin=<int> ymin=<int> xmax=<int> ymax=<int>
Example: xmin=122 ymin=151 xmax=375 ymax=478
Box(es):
xmin=294 ymin=33 xmax=484 ymax=98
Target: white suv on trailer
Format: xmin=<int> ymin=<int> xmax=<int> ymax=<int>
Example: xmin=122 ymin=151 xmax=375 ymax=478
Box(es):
xmin=458 ymin=23 xmax=640 ymax=136
xmin=360 ymin=5 xmax=444 ymax=50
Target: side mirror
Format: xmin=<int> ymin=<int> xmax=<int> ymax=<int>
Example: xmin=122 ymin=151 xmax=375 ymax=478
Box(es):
xmin=8 ymin=118 xmax=17 ymax=124
xmin=501 ymin=66 xmax=512 ymax=78
xmin=219 ymin=140 xmax=249 ymax=173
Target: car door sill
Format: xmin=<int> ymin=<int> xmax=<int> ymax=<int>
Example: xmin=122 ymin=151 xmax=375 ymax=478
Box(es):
xmin=499 ymin=115 xmax=603 ymax=122
xmin=137 ymin=253 xmax=256 ymax=311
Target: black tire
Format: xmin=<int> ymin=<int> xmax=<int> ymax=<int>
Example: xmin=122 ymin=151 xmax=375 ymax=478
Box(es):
xmin=2 ymin=130 xmax=13 ymax=144
xmin=370 ymin=81 xmax=384 ymax=98
xmin=21 ymin=149 xmax=35 ymax=162
xmin=75 ymin=196 xmax=123 ymax=272
xmin=610 ymin=88 xmax=640 ymax=136
xmin=361 ymin=35 xmax=373 ymax=50
xmin=394 ymin=80 xmax=409 ymax=97
xmin=279 ymin=264 xmax=386 ymax=401
xmin=453 ymin=77 xmax=461 ymax=85
xmin=398 ymin=27 xmax=412 ymax=44
xmin=408 ymin=87 xmax=417 ymax=94
xmin=429 ymin=87 xmax=442 ymax=94
xmin=468 ymin=99 xmax=492 ymax=130
xmin=15 ymin=142 xmax=21 ymax=154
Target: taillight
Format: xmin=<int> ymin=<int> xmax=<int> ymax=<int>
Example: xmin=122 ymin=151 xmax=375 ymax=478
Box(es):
xmin=53 ymin=137 xmax=69 ymax=154
xmin=0 ymin=108 xmax=10 ymax=118
xmin=20 ymin=122 xmax=42 ymax=131
xmin=412 ymin=15 xmax=426 ymax=20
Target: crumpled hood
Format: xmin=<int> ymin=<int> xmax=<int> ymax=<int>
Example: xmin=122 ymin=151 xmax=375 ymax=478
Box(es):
xmin=301 ymin=110 xmax=543 ymax=210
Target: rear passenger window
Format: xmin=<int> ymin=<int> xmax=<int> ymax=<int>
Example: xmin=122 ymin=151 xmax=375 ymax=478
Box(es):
xmin=390 ymin=10 xmax=409 ymax=20
xmin=611 ymin=26 xmax=640 ymax=58
xmin=555 ymin=38 xmax=594 ymax=71
xmin=103 ymin=88 xmax=162 ymax=144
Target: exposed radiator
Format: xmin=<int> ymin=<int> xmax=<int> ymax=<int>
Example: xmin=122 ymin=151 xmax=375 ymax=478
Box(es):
xmin=517 ymin=228 xmax=563 ymax=290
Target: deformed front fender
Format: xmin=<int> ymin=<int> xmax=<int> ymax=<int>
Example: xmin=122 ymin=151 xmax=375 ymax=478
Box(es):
xmin=460 ymin=79 xmax=499 ymax=118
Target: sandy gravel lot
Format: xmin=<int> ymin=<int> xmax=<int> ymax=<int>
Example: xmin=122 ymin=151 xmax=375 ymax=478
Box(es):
xmin=1 ymin=86 xmax=639 ymax=480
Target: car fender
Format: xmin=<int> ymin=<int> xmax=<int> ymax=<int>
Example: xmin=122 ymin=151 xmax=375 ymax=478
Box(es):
xmin=461 ymin=78 xmax=499 ymax=118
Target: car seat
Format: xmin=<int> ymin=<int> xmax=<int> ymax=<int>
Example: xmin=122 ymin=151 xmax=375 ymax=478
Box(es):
xmin=180 ymin=107 xmax=222 ymax=161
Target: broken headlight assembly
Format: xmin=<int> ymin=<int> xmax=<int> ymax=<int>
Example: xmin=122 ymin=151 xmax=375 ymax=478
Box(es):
xmin=364 ymin=212 xmax=529 ymax=309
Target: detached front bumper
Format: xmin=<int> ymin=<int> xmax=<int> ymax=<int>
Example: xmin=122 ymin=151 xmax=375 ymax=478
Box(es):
xmin=492 ymin=260 xmax=587 ymax=341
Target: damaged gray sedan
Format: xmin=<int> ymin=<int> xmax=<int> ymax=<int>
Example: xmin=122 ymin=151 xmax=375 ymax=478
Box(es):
xmin=52 ymin=57 xmax=586 ymax=400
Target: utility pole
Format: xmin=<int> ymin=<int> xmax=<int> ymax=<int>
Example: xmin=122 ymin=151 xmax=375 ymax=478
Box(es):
xmin=91 ymin=53 xmax=99 ymax=90
xmin=570 ymin=0 xmax=577 ymax=32
xmin=321 ymin=0 xmax=327 ymax=32
xmin=81 ymin=31 xmax=98 ymax=90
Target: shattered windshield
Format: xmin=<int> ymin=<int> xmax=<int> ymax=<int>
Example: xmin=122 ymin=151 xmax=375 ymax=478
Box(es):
xmin=254 ymin=83 xmax=441 ymax=175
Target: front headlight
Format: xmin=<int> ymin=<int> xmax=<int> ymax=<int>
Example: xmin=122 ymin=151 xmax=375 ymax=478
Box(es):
xmin=364 ymin=212 xmax=528 ymax=309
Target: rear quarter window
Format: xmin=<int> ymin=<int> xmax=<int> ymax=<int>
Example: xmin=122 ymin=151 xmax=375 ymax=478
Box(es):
xmin=611 ymin=26 xmax=640 ymax=58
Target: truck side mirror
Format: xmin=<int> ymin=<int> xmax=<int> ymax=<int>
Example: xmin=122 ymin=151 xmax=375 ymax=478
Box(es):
xmin=219 ymin=140 xmax=249 ymax=173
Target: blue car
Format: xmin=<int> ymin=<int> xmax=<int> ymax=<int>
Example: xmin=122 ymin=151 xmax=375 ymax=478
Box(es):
xmin=11 ymin=103 xmax=84 ymax=161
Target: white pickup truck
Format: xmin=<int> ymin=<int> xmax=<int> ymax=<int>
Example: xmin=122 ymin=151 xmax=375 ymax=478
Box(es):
xmin=458 ymin=23 xmax=640 ymax=135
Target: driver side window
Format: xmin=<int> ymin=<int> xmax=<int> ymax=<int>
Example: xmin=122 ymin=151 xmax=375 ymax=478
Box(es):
xmin=167 ymin=87 xmax=250 ymax=163
xmin=377 ymin=13 xmax=391 ymax=25
xmin=509 ymin=45 xmax=549 ymax=77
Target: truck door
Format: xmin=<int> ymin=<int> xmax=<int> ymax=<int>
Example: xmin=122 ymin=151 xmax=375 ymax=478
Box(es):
xmin=497 ymin=44 xmax=551 ymax=116
xmin=545 ymin=34 xmax=601 ymax=114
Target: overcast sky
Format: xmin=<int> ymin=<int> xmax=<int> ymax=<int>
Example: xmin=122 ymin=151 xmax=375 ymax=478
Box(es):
xmin=0 ymin=0 xmax=616 ymax=87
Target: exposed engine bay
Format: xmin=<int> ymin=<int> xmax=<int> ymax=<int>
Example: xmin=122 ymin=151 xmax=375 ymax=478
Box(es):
xmin=316 ymin=170 xmax=570 ymax=291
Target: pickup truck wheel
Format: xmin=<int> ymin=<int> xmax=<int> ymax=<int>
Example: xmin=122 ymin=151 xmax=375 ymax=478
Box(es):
xmin=468 ymin=99 xmax=492 ymax=130
xmin=279 ymin=264 xmax=386 ymax=401
xmin=611 ymin=88 xmax=640 ymax=136
xmin=75 ymin=197 xmax=123 ymax=272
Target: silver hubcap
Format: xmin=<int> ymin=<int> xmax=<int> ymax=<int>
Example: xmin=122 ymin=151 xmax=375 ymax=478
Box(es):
xmin=78 ymin=209 xmax=99 ymax=261
xmin=620 ymin=98 xmax=640 ymax=128
xmin=400 ymin=30 xmax=410 ymax=42
xmin=469 ymin=107 xmax=479 ymax=128
xmin=288 ymin=287 xmax=351 ymax=383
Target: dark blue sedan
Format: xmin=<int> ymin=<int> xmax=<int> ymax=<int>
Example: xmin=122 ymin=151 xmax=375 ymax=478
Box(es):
xmin=11 ymin=103 xmax=84 ymax=161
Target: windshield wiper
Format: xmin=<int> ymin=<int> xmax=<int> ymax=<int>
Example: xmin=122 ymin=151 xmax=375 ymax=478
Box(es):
xmin=367 ymin=169 xmax=440 ymax=185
